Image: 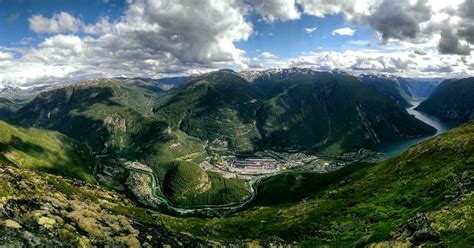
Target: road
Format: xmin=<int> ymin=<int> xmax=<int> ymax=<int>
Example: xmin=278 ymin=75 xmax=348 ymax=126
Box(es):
xmin=125 ymin=165 xmax=282 ymax=215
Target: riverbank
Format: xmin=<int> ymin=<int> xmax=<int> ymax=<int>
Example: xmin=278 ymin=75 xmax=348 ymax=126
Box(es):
xmin=374 ymin=101 xmax=460 ymax=156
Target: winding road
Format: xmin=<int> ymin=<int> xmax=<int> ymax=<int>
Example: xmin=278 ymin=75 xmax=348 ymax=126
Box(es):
xmin=126 ymin=165 xmax=282 ymax=215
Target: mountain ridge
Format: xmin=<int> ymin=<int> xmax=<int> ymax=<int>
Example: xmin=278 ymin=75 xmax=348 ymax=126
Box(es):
xmin=416 ymin=77 xmax=474 ymax=122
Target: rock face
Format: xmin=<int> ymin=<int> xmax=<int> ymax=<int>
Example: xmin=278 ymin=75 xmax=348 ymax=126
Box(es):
xmin=3 ymin=219 xmax=22 ymax=229
xmin=397 ymin=213 xmax=441 ymax=245
xmin=416 ymin=77 xmax=474 ymax=122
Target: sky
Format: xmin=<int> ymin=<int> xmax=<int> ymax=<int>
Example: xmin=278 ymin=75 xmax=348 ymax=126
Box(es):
xmin=0 ymin=0 xmax=473 ymax=88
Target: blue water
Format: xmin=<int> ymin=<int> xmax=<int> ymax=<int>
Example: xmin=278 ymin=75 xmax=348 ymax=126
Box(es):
xmin=374 ymin=101 xmax=460 ymax=157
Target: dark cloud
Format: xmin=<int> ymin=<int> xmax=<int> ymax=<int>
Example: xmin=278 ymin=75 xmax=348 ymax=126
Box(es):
xmin=414 ymin=49 xmax=427 ymax=56
xmin=438 ymin=29 xmax=471 ymax=55
xmin=367 ymin=0 xmax=431 ymax=42
xmin=457 ymin=24 xmax=474 ymax=44
xmin=459 ymin=0 xmax=474 ymax=20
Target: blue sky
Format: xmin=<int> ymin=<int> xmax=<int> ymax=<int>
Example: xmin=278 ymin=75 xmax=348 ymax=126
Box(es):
xmin=0 ymin=1 xmax=374 ymax=57
xmin=0 ymin=0 xmax=472 ymax=87
xmin=0 ymin=0 xmax=124 ymax=46
xmin=236 ymin=13 xmax=376 ymax=59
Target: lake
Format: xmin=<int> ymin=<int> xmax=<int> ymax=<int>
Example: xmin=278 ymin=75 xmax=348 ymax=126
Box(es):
xmin=374 ymin=101 xmax=460 ymax=157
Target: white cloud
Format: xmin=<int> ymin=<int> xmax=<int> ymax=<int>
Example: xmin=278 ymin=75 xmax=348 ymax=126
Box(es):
xmin=284 ymin=48 xmax=474 ymax=77
xmin=259 ymin=52 xmax=277 ymax=59
xmin=29 ymin=12 xmax=82 ymax=33
xmin=250 ymin=0 xmax=300 ymax=22
xmin=1 ymin=0 xmax=254 ymax=87
xmin=332 ymin=27 xmax=356 ymax=36
xmin=0 ymin=51 xmax=13 ymax=61
xmin=2 ymin=0 xmax=474 ymax=87
xmin=304 ymin=27 xmax=317 ymax=34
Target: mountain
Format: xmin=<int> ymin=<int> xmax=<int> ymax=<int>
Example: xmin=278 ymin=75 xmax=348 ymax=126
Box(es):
xmin=9 ymin=78 xmax=251 ymax=207
xmin=358 ymin=74 xmax=440 ymax=107
xmin=12 ymin=69 xmax=436 ymax=156
xmin=11 ymin=79 xmax=166 ymax=157
xmin=156 ymin=76 xmax=191 ymax=86
xmin=416 ymin=77 xmax=474 ymax=122
xmin=0 ymin=98 xmax=19 ymax=119
xmin=253 ymin=70 xmax=436 ymax=154
xmin=1 ymin=69 xmax=473 ymax=246
xmin=161 ymin=120 xmax=474 ymax=246
xmin=0 ymin=120 xmax=97 ymax=183
xmin=153 ymin=69 xmax=436 ymax=155
xmin=154 ymin=70 xmax=262 ymax=153
xmin=0 ymin=146 xmax=208 ymax=247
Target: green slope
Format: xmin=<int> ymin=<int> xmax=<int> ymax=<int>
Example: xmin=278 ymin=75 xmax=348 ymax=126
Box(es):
xmin=416 ymin=77 xmax=474 ymax=122
xmin=254 ymin=71 xmax=436 ymax=154
xmin=0 ymin=98 xmax=19 ymax=119
xmin=0 ymin=120 xmax=97 ymax=183
xmin=154 ymin=70 xmax=261 ymax=153
xmin=161 ymin=121 xmax=474 ymax=246
xmin=11 ymin=79 xmax=167 ymax=157
xmin=153 ymin=69 xmax=436 ymax=155
xmin=0 ymin=151 xmax=207 ymax=247
xmin=10 ymin=79 xmax=248 ymax=207
xmin=154 ymin=160 xmax=251 ymax=207
xmin=12 ymin=71 xmax=437 ymax=158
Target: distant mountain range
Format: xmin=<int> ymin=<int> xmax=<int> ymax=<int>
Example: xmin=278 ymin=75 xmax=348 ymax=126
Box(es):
xmin=1 ymin=67 xmax=473 ymax=247
xmin=358 ymin=74 xmax=441 ymax=107
xmin=7 ymin=69 xmax=436 ymax=157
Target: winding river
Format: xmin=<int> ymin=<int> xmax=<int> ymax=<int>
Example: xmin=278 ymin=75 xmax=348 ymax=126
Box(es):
xmin=126 ymin=101 xmax=459 ymax=214
xmin=374 ymin=101 xmax=460 ymax=157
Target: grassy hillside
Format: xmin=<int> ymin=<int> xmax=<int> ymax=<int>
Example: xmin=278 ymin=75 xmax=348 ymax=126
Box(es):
xmin=416 ymin=77 xmax=474 ymax=122
xmin=254 ymin=71 xmax=436 ymax=154
xmin=151 ymin=69 xmax=436 ymax=155
xmin=11 ymin=79 xmax=167 ymax=156
xmin=2 ymin=121 xmax=472 ymax=246
xmin=0 ymin=152 xmax=208 ymax=247
xmin=12 ymin=71 xmax=437 ymax=158
xmin=153 ymin=161 xmax=251 ymax=207
xmin=160 ymin=121 xmax=474 ymax=246
xmin=154 ymin=70 xmax=262 ymax=153
xmin=0 ymin=120 xmax=96 ymax=184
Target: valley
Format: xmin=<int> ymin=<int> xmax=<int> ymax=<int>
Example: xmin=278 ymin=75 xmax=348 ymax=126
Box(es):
xmin=374 ymin=101 xmax=461 ymax=156
xmin=2 ymin=1 xmax=474 ymax=246
xmin=0 ymin=69 xmax=473 ymax=246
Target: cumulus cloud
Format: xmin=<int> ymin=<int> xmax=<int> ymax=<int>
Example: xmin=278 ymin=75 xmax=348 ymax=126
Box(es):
xmin=250 ymin=0 xmax=300 ymax=22
xmin=1 ymin=0 xmax=253 ymax=86
xmin=332 ymin=27 xmax=356 ymax=36
xmin=297 ymin=0 xmax=474 ymax=55
xmin=29 ymin=12 xmax=82 ymax=33
xmin=259 ymin=52 xmax=277 ymax=59
xmin=2 ymin=0 xmax=474 ymax=87
xmin=284 ymin=48 xmax=473 ymax=77
xmin=438 ymin=29 xmax=471 ymax=55
xmin=367 ymin=0 xmax=431 ymax=42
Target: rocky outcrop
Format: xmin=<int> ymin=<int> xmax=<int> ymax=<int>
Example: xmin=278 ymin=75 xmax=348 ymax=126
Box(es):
xmin=0 ymin=160 xmax=209 ymax=247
